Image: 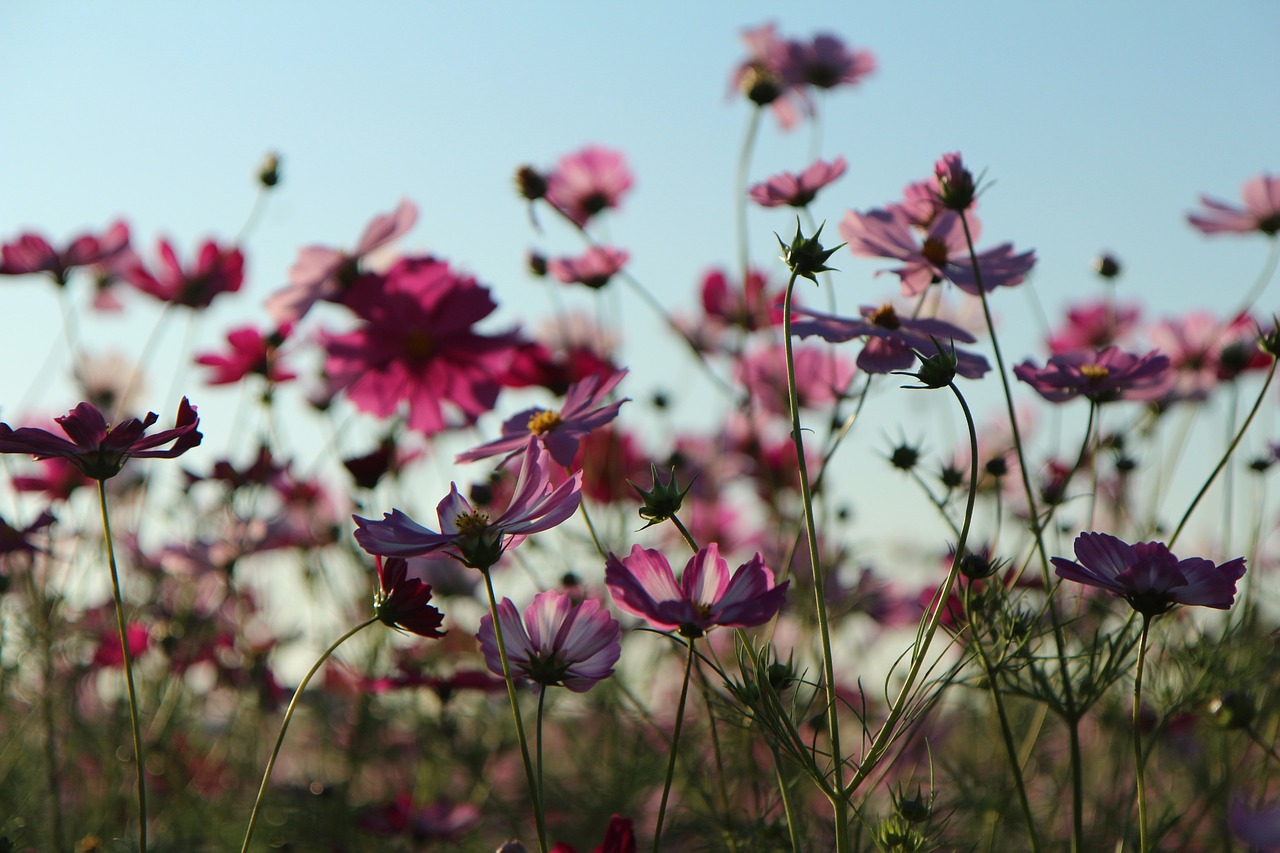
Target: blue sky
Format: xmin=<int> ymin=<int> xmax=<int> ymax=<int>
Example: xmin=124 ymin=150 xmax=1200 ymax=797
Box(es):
xmin=1 ymin=2 xmax=1277 ymax=551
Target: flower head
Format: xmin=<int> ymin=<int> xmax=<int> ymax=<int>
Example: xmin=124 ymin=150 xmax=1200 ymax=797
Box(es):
xmin=749 ymin=157 xmax=847 ymax=208
xmin=792 ymin=304 xmax=990 ymax=379
xmin=477 ymin=590 xmax=621 ymax=692
xmin=933 ymin=152 xmax=977 ymax=212
xmin=546 ymin=246 xmax=629 ymax=290
xmin=1187 ymin=173 xmax=1280 ymax=237
xmin=0 ymin=398 xmax=202 ymax=480
xmin=1014 ymin=347 xmax=1172 ymax=404
xmin=545 ymin=146 xmax=633 ymax=228
xmin=195 ymin=324 xmax=295 ymax=386
xmin=1051 ymin=532 xmax=1245 ymax=617
xmin=785 ymin=33 xmax=875 ymax=90
xmin=122 ymin=237 xmax=244 ymax=309
xmin=0 ymin=220 xmax=130 ymax=286
xmin=373 ymin=556 xmax=447 ymax=638
xmin=605 ymin=543 xmax=788 ymax=638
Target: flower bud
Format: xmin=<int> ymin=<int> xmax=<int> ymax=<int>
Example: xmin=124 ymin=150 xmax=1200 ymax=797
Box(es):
xmin=629 ymin=464 xmax=692 ymax=530
xmin=889 ymin=443 xmax=920 ymax=471
xmin=776 ymin=219 xmax=843 ymax=283
xmin=1207 ymin=691 xmax=1254 ymax=730
xmin=1094 ymin=252 xmax=1121 ymax=279
xmin=514 ymin=165 xmax=547 ymax=201
xmin=257 ymin=151 xmax=281 ymax=189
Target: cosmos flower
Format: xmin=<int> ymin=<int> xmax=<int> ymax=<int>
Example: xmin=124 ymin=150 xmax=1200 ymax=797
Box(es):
xmin=372 ymin=556 xmax=447 ymax=638
xmin=476 ymin=590 xmax=621 ymax=692
xmin=1187 ymin=173 xmax=1280 ymax=236
xmin=785 ymin=33 xmax=875 ymax=90
xmin=456 ymin=369 xmax=628 ymax=467
xmin=0 ymin=398 xmax=202 ymax=481
xmin=605 ymin=543 xmax=788 ymax=638
xmin=194 ymin=324 xmax=295 ymax=386
xmin=728 ymin=22 xmax=803 ymax=127
xmin=749 ymin=156 xmax=847 ymax=208
xmin=1051 ymin=532 xmax=1245 ymax=617
xmin=1047 ymin=301 xmax=1142 ymax=354
xmin=545 ymin=146 xmax=634 ymax=228
xmin=546 ymin=245 xmax=629 ymax=289
xmin=0 ymin=220 xmax=131 ymax=285
xmin=1013 ymin=347 xmax=1171 ymax=404
xmin=792 ymin=303 xmax=990 ymax=379
xmin=122 ymin=237 xmax=244 ymax=309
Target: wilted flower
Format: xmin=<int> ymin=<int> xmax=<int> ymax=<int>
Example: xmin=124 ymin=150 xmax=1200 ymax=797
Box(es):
xmin=373 ymin=556 xmax=447 ymax=638
xmin=477 ymin=590 xmax=621 ymax=692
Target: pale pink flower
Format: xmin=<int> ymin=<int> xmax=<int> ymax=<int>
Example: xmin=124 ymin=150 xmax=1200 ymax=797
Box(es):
xmin=477 ymin=590 xmax=621 ymax=692
xmin=1188 ymin=173 xmax=1280 ymax=236
xmin=749 ymin=157 xmax=847 ymax=208
xmin=545 ymin=146 xmax=633 ymax=228
xmin=546 ymin=245 xmax=629 ymax=289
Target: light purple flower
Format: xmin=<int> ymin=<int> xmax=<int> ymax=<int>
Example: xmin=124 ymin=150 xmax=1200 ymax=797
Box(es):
xmin=785 ymin=33 xmax=875 ymax=90
xmin=546 ymin=245 xmax=629 ymax=289
xmin=354 ymin=442 xmax=581 ymax=570
xmin=605 ymin=543 xmax=788 ymax=638
xmin=749 ymin=157 xmax=847 ymax=208
xmin=1051 ymin=532 xmax=1246 ymax=617
xmin=1014 ymin=346 xmax=1172 ymax=404
xmin=477 ymin=590 xmax=621 ymax=693
xmin=456 ymin=369 xmax=628 ymax=467
xmin=792 ymin=303 xmax=990 ymax=379
xmin=1188 ymin=173 xmax=1280 ymax=237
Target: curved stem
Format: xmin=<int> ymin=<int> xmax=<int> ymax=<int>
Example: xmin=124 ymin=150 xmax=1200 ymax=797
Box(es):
xmin=1133 ymin=615 xmax=1153 ymax=853
xmin=98 ymin=479 xmax=148 ymax=853
xmin=239 ymin=616 xmax=377 ymax=853
xmin=653 ymin=638 xmax=697 ymax=853
xmin=669 ymin=513 xmax=700 ymax=554
xmin=1232 ymin=236 xmax=1280 ymax=318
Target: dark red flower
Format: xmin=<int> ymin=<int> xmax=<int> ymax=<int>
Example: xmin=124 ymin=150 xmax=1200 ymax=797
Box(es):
xmin=373 ymin=555 xmax=447 ymax=638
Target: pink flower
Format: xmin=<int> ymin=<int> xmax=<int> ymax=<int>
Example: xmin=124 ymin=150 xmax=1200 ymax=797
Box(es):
xmin=0 ymin=220 xmax=130 ymax=285
xmin=194 ymin=324 xmax=295 ymax=386
xmin=0 ymin=398 xmax=202 ymax=480
xmin=1187 ymin=173 xmax=1280 ymax=236
xmin=545 ymin=146 xmax=634 ymax=228
xmin=1013 ymin=347 xmax=1172 ymax=404
xmin=1148 ymin=311 xmax=1267 ymax=400
xmin=699 ymin=267 xmax=782 ymax=332
xmin=1051 ymin=532 xmax=1245 ymax=617
xmin=735 ymin=342 xmax=856 ymax=416
xmin=933 ymin=152 xmax=976 ymax=212
xmin=477 ymin=590 xmax=621 ymax=692
xmin=792 ymin=303 xmax=990 ymax=379
xmin=358 ymin=793 xmax=481 ymax=842
xmin=354 ymin=442 xmax=582 ymax=570
xmin=266 ymin=198 xmax=418 ymax=323
xmin=550 ymin=816 xmax=637 ymax=853
xmin=372 ymin=556 xmax=447 ymax=638
xmin=11 ymin=456 xmax=93 ymax=501
xmin=546 ymin=245 xmax=629 ymax=289
xmin=729 ymin=23 xmax=804 ymax=128
xmin=605 ymin=543 xmax=788 ymax=638
xmin=785 ymin=33 xmax=875 ymax=90
xmin=457 ymin=369 xmax=629 ymax=467
xmin=122 ymin=237 xmax=244 ymax=308
xmin=322 ymin=256 xmax=520 ymax=436
xmin=749 ymin=156 xmax=847 ymax=208
xmin=1047 ymin=301 xmax=1142 ymax=354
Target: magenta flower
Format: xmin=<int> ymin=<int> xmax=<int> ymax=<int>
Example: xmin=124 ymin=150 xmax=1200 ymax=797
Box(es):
xmin=372 ymin=556 xmax=447 ymax=638
xmin=122 ymin=237 xmax=244 ymax=308
xmin=785 ymin=33 xmax=875 ymax=90
xmin=1014 ymin=347 xmax=1172 ymax=404
xmin=195 ymin=324 xmax=295 ymax=386
xmin=699 ymin=267 xmax=782 ymax=332
xmin=735 ymin=342 xmax=856 ymax=416
xmin=1047 ymin=301 xmax=1142 ymax=354
xmin=1051 ymin=532 xmax=1245 ymax=617
xmin=605 ymin=543 xmax=788 ymax=638
xmin=0 ymin=220 xmax=130 ymax=286
xmin=1187 ymin=172 xmax=1280 ymax=236
xmin=546 ymin=245 xmax=629 ymax=289
xmin=354 ymin=442 xmax=582 ymax=570
xmin=477 ymin=590 xmax=621 ymax=692
xmin=0 ymin=510 xmax=54 ymax=556
xmin=322 ymin=255 xmax=520 ymax=437
xmin=792 ymin=303 xmax=991 ymax=379
xmin=749 ymin=156 xmax=847 ymax=208
xmin=545 ymin=146 xmax=634 ymax=228
xmin=1148 ymin=310 xmax=1267 ymax=400
xmin=266 ymin=198 xmax=418 ymax=323
xmin=457 ymin=369 xmax=628 ymax=467
xmin=0 ymin=398 xmax=202 ymax=480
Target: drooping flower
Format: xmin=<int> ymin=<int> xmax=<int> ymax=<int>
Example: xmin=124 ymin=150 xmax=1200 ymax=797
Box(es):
xmin=792 ymin=303 xmax=990 ymax=379
xmin=546 ymin=245 xmax=629 ymax=289
xmin=265 ymin=198 xmax=418 ymax=323
xmin=457 ymin=369 xmax=628 ymax=467
xmin=545 ymin=146 xmax=634 ymax=228
xmin=1187 ymin=173 xmax=1280 ymax=237
xmin=605 ymin=543 xmax=788 ymax=638
xmin=1014 ymin=347 xmax=1172 ymax=404
xmin=0 ymin=398 xmax=202 ymax=481
xmin=1051 ymin=532 xmax=1246 ymax=617
xmin=749 ymin=156 xmax=847 ymax=208
xmin=121 ymin=237 xmax=244 ymax=309
xmin=0 ymin=220 xmax=131 ymax=286
xmin=477 ymin=590 xmax=621 ymax=692
xmin=354 ymin=442 xmax=581 ymax=570
xmin=194 ymin=324 xmax=295 ymax=386
xmin=372 ymin=556 xmax=447 ymax=638
xmin=321 ymin=255 xmax=520 ymax=437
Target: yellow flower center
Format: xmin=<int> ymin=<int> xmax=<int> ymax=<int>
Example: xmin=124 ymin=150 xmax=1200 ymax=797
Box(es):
xmin=526 ymin=409 xmax=563 ymax=435
xmin=1080 ymin=364 xmax=1110 ymax=383
xmin=453 ymin=511 xmax=491 ymax=536
xmin=870 ymin=304 xmax=900 ymax=330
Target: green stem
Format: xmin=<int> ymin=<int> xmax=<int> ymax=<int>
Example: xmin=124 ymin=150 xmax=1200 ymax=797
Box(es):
xmin=735 ymin=107 xmax=763 ymax=286
xmin=1133 ymin=615 xmax=1153 ymax=853
xmin=773 ymin=747 xmax=802 ymax=853
xmin=536 ymin=687 xmax=547 ymax=811
xmin=653 ymin=638 xmax=697 ymax=853
xmin=239 ymin=616 xmax=377 ymax=853
xmin=98 ymin=479 xmax=148 ymax=853
xmin=669 ymin=513 xmax=699 ymax=554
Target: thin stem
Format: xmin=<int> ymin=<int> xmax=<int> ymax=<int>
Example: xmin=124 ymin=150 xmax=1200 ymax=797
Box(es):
xmin=1133 ymin=615 xmax=1153 ymax=853
xmin=1232 ymin=236 xmax=1280 ymax=317
xmin=735 ymin=107 xmax=763 ymax=286
xmin=669 ymin=513 xmax=699 ymax=553
xmin=653 ymin=638 xmax=697 ymax=853
xmin=97 ymin=479 xmax=148 ymax=853
xmin=773 ymin=748 xmax=802 ymax=853
xmin=239 ymin=616 xmax=377 ymax=853
xmin=481 ymin=569 xmax=548 ymax=853
xmin=578 ymin=499 xmax=607 ymax=560
xmin=536 ymin=687 xmax=547 ymax=810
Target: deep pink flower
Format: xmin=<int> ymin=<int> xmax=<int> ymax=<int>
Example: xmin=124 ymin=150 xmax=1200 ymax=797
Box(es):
xmin=550 ymin=816 xmax=637 ymax=853
xmin=785 ymin=33 xmax=875 ymax=90
xmin=1187 ymin=173 xmax=1280 ymax=236
xmin=457 ymin=369 xmax=628 ymax=467
xmin=11 ymin=456 xmax=92 ymax=501
xmin=498 ymin=340 xmax=619 ymax=396
xmin=1148 ymin=311 xmax=1267 ymax=400
xmin=546 ymin=245 xmax=629 ymax=289
xmin=792 ymin=303 xmax=990 ymax=379
xmin=840 ymin=207 xmax=1035 ymax=296
xmin=605 ymin=543 xmax=788 ymax=638
xmin=477 ymin=590 xmax=621 ymax=692
xmin=545 ymin=146 xmax=634 ymax=228
xmin=0 ymin=398 xmax=202 ymax=480
xmin=0 ymin=510 xmax=54 ymax=555
xmin=1014 ymin=347 xmax=1172 ymax=404
xmin=749 ymin=156 xmax=847 ymax=208
xmin=699 ymin=267 xmax=782 ymax=332
xmin=1047 ymin=301 xmax=1142 ymax=354
xmin=122 ymin=237 xmax=244 ymax=308
xmin=1051 ymin=532 xmax=1245 ymax=617
xmin=735 ymin=342 xmax=856 ymax=416
xmin=194 ymin=324 xmax=295 ymax=386
xmin=322 ymin=255 xmax=520 ymax=437
xmin=372 ymin=555 xmax=447 ymax=638
xmin=354 ymin=442 xmax=582 ymax=570
xmin=0 ymin=220 xmax=130 ymax=285
xmin=266 ymin=198 xmax=418 ymax=323
xmin=92 ymin=621 xmax=150 ymax=668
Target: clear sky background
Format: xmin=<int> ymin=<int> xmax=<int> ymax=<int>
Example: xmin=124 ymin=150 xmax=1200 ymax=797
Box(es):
xmin=2 ymin=2 xmax=1278 ymax=558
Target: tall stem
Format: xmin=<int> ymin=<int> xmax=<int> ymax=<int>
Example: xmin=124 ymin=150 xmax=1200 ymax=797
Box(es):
xmin=653 ymin=638 xmax=697 ymax=853
xmin=97 ymin=479 xmax=148 ymax=853
xmin=1133 ymin=615 xmax=1153 ymax=853
xmin=239 ymin=616 xmax=377 ymax=853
